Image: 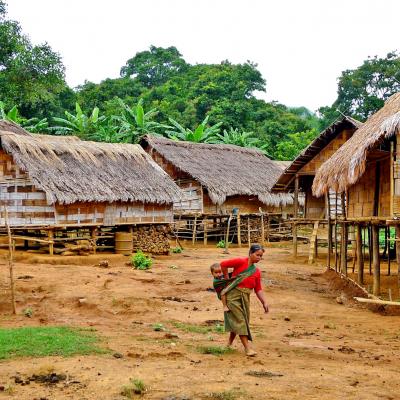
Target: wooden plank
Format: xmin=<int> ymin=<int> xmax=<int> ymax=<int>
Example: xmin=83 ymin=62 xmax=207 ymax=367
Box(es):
xmin=354 ymin=297 xmax=400 ymax=306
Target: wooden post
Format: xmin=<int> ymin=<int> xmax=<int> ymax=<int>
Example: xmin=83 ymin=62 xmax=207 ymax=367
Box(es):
xmin=396 ymin=225 xmax=400 ymax=293
xmin=372 ymin=225 xmax=380 ymax=296
xmin=368 ymin=225 xmax=372 ymax=275
xmin=293 ymin=175 xmax=299 ymax=259
xmin=260 ymin=213 xmax=265 ymax=245
xmin=390 ymin=141 xmax=394 ymax=217
xmin=266 ymin=215 xmax=270 ymax=243
xmin=224 ymin=215 xmax=232 ymax=254
xmin=91 ymin=227 xmax=97 ymax=254
xmin=48 ymin=229 xmax=54 ymax=256
xmin=247 ymin=217 xmax=251 ymax=248
xmin=327 ymin=218 xmax=332 ymax=268
xmin=192 ymin=215 xmax=197 ymax=245
xmin=4 ymin=207 xmax=16 ymax=314
xmin=203 ymin=219 xmax=208 ymax=246
xmin=334 ymin=194 xmax=338 ymax=271
xmin=388 ymin=227 xmax=391 ymax=276
xmin=237 ymin=213 xmax=241 ymax=248
xmin=356 ymin=224 xmax=364 ymax=285
xmin=341 ymin=222 xmax=347 ymax=276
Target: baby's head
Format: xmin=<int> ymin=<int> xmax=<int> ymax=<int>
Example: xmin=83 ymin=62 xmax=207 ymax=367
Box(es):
xmin=210 ymin=263 xmax=222 ymax=278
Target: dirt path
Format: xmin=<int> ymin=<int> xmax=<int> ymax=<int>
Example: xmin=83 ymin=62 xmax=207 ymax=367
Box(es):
xmin=0 ymin=244 xmax=399 ymax=400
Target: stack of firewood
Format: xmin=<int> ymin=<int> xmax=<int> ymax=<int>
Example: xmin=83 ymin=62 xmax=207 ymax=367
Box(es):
xmin=132 ymin=225 xmax=170 ymax=254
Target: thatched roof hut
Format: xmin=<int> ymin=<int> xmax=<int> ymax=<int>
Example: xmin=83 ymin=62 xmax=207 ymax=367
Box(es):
xmin=142 ymin=135 xmax=293 ymax=207
xmin=272 ymin=116 xmax=361 ymax=192
xmin=313 ymin=93 xmax=400 ymax=197
xmin=0 ymin=121 xmax=181 ymax=205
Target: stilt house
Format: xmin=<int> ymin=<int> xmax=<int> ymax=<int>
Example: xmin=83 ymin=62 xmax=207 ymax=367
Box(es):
xmin=0 ymin=121 xmax=181 ymax=254
xmin=142 ymin=135 xmax=293 ymax=215
xmin=313 ymin=92 xmax=400 ymax=297
xmin=271 ymin=117 xmax=361 ymax=261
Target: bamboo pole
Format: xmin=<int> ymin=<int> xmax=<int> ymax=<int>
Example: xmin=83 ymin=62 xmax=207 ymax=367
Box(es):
xmin=260 ymin=214 xmax=265 ymax=246
xmin=356 ymin=224 xmax=364 ymax=285
xmin=396 ymin=226 xmax=400 ymax=293
xmin=293 ymin=175 xmax=299 ymax=258
xmin=237 ymin=213 xmax=241 ymax=248
xmin=247 ymin=217 xmax=251 ymax=249
xmin=4 ymin=207 xmax=16 ymax=314
xmin=203 ymin=219 xmax=208 ymax=246
xmin=372 ymin=225 xmax=380 ymax=296
xmin=224 ymin=214 xmax=232 ymax=254
xmin=192 ymin=215 xmax=197 ymax=245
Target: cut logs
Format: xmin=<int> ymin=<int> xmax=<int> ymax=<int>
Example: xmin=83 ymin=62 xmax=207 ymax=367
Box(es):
xmin=131 ymin=225 xmax=170 ymax=255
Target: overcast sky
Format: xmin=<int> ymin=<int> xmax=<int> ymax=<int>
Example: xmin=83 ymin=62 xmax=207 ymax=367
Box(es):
xmin=7 ymin=0 xmax=400 ymax=112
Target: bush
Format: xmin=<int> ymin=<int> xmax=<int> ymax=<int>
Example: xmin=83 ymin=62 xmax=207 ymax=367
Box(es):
xmin=216 ymin=240 xmax=225 ymax=248
xmin=172 ymin=246 xmax=182 ymax=253
xmin=131 ymin=251 xmax=152 ymax=270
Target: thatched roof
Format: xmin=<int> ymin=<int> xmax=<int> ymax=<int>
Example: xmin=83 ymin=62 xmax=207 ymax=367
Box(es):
xmin=313 ymin=93 xmax=400 ymax=197
xmin=272 ymin=116 xmax=361 ymax=191
xmin=0 ymin=121 xmax=181 ymax=205
xmin=142 ymin=135 xmax=293 ymax=206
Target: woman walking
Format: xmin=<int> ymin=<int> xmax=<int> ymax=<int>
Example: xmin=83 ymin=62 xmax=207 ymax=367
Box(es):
xmin=219 ymin=244 xmax=269 ymax=356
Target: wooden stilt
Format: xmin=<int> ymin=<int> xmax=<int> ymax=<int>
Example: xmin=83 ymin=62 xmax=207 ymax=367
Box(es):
xmin=350 ymin=225 xmax=356 ymax=273
xmin=4 ymin=207 xmax=16 ymax=314
xmin=224 ymin=214 xmax=232 ymax=254
xmin=396 ymin=226 xmax=400 ymax=293
xmin=266 ymin=215 xmax=270 ymax=243
xmin=247 ymin=217 xmax=251 ymax=248
xmin=341 ymin=222 xmax=347 ymax=276
xmin=203 ymin=219 xmax=208 ymax=246
xmin=293 ymin=175 xmax=299 ymax=259
xmin=237 ymin=214 xmax=241 ymax=248
xmin=192 ymin=215 xmax=197 ymax=245
xmin=387 ymin=227 xmax=391 ymax=276
xmin=91 ymin=227 xmax=98 ymax=254
xmin=372 ymin=225 xmax=380 ymax=296
xmin=356 ymin=224 xmax=364 ymax=285
xmin=327 ymin=218 xmax=332 ymax=268
xmin=369 ymin=225 xmax=372 ymax=275
xmin=260 ymin=214 xmax=265 ymax=245
xmin=48 ymin=229 xmax=54 ymax=256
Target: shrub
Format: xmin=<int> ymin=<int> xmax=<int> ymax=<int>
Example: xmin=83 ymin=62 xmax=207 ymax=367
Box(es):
xmin=131 ymin=251 xmax=152 ymax=270
xmin=172 ymin=247 xmax=182 ymax=253
xmin=216 ymin=240 xmax=225 ymax=248
xmin=121 ymin=378 xmax=147 ymax=397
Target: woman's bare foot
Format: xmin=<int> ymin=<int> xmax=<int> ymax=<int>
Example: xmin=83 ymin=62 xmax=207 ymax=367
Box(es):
xmin=223 ymin=306 xmax=230 ymax=312
xmin=245 ymin=348 xmax=257 ymax=357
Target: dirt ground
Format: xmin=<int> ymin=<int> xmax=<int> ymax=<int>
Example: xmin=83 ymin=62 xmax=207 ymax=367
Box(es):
xmin=1 ymin=243 xmax=400 ymax=400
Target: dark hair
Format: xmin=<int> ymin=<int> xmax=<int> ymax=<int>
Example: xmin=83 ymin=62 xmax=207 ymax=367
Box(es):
xmin=249 ymin=244 xmax=264 ymax=255
xmin=210 ymin=263 xmax=220 ymax=273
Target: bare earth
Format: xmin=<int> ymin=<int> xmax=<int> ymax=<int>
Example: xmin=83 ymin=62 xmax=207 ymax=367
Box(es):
xmin=0 ymin=244 xmax=400 ymax=400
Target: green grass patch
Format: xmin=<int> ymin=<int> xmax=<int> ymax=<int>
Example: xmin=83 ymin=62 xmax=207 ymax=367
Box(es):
xmin=0 ymin=326 xmax=106 ymax=360
xmin=172 ymin=322 xmax=224 ymax=335
xmin=197 ymin=345 xmax=234 ymax=355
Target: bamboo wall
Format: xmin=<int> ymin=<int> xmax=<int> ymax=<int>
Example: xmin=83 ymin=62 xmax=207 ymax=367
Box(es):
xmin=299 ymin=129 xmax=355 ymax=174
xmin=347 ymin=158 xmax=390 ymax=218
xmin=0 ymin=150 xmax=173 ymax=227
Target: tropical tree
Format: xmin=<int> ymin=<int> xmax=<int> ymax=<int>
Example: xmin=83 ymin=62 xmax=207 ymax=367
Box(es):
xmin=116 ymin=98 xmax=168 ymax=143
xmin=274 ymin=129 xmax=318 ymax=160
xmin=212 ymin=128 xmax=259 ymax=147
xmin=166 ymin=115 xmax=222 ymax=143
xmin=51 ymin=102 xmax=108 ymax=138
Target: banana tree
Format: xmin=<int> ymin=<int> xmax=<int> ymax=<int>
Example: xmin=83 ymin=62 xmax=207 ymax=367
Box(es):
xmin=116 ymin=98 xmax=168 ymax=143
xmin=166 ymin=115 xmax=222 ymax=143
xmin=51 ymin=102 xmax=108 ymax=138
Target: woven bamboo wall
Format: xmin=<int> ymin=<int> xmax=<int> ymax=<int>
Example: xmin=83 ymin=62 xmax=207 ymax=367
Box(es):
xmin=0 ymin=150 xmax=173 ymax=226
xmin=299 ymin=129 xmax=354 ymax=174
xmin=203 ymin=193 xmax=283 ymax=215
xmin=173 ymin=179 xmax=202 ymax=213
xmin=347 ymin=158 xmax=390 ymax=218
xmin=304 ymin=186 xmax=325 ymax=218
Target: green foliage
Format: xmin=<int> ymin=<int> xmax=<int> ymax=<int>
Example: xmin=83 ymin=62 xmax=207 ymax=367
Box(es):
xmin=166 ymin=115 xmax=222 ymax=143
xmin=0 ymin=326 xmax=105 ymax=359
xmin=116 ymin=98 xmax=168 ymax=143
xmin=131 ymin=250 xmax=153 ymax=270
xmin=275 ymin=129 xmax=319 ymax=160
xmin=171 ymin=246 xmax=182 ymax=253
xmin=216 ymin=240 xmax=225 ymax=248
xmin=319 ymin=51 xmax=400 ymax=127
xmin=51 ymin=102 xmax=108 ymax=138
xmin=121 ymin=378 xmax=147 ymax=397
xmin=172 ymin=322 xmax=224 ymax=335
xmin=197 ymin=345 xmax=234 ymax=355
xmin=0 ymin=3 xmax=71 ymax=119
xmin=152 ymin=323 xmax=165 ymax=332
